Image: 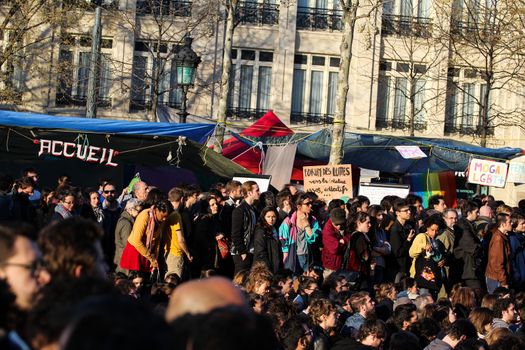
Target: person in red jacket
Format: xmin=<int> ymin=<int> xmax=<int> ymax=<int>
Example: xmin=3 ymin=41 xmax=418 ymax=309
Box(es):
xmin=322 ymin=208 xmax=349 ymax=278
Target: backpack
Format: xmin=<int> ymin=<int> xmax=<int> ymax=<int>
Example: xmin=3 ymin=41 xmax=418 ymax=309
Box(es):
xmin=342 ymin=231 xmax=365 ymax=274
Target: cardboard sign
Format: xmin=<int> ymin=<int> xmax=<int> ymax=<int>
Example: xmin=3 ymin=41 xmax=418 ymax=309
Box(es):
xmin=507 ymin=162 xmax=525 ymax=184
xmin=395 ymin=146 xmax=427 ymax=159
xmin=467 ymin=158 xmax=508 ymax=188
xmin=37 ymin=139 xmax=118 ymax=166
xmin=303 ymin=165 xmax=353 ymax=202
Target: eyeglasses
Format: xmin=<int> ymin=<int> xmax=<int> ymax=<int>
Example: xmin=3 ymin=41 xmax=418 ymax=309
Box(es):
xmin=0 ymin=259 xmax=44 ymax=277
xmin=104 ymin=190 xmax=116 ymax=194
xmin=399 ymin=209 xmax=411 ymax=213
xmin=302 ymin=202 xmax=312 ymax=206
xmin=63 ymin=201 xmax=74 ymax=205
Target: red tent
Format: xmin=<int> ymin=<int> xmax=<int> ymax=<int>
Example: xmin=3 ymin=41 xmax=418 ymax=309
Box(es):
xmin=221 ymin=111 xmax=323 ymax=181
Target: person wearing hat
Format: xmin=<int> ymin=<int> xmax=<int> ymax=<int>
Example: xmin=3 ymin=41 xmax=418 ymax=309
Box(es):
xmin=321 ymin=208 xmax=350 ymax=278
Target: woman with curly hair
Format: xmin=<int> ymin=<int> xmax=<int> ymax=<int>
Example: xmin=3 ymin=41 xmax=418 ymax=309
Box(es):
xmin=310 ymin=298 xmax=338 ymax=350
xmin=245 ymin=262 xmax=273 ymax=296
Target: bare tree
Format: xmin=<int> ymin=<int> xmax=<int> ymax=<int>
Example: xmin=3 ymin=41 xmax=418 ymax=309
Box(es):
xmin=378 ymin=19 xmax=448 ymax=136
xmin=109 ymin=0 xmax=217 ymax=119
xmin=329 ymin=0 xmax=380 ymax=164
xmin=436 ymin=0 xmax=525 ymax=147
xmin=0 ymin=1 xmax=83 ymax=105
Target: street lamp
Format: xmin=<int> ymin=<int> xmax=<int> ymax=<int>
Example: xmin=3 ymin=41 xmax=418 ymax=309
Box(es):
xmin=174 ymin=36 xmax=201 ymax=123
xmin=85 ymin=0 xmax=114 ymax=118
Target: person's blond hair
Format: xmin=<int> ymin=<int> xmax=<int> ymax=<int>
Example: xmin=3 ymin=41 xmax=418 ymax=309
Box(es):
xmin=485 ymin=327 xmax=512 ymax=346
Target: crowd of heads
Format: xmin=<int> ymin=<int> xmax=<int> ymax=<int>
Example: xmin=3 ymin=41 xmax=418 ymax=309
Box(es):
xmin=1 ymin=169 xmax=525 ymax=349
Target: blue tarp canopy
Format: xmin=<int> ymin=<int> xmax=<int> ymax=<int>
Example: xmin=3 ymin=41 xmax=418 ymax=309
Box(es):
xmin=298 ymin=129 xmax=523 ymax=173
xmin=0 ymin=110 xmax=215 ymax=143
xmin=234 ymin=128 xmax=523 ymax=173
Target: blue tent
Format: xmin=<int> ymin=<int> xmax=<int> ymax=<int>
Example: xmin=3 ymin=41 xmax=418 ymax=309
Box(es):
xmin=234 ymin=128 xmax=523 ymax=173
xmin=0 ymin=110 xmax=249 ymax=189
xmin=0 ymin=110 xmax=215 ymax=143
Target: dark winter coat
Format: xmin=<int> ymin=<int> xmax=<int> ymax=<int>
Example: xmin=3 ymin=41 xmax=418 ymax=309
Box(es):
xmin=253 ymin=225 xmax=282 ymax=273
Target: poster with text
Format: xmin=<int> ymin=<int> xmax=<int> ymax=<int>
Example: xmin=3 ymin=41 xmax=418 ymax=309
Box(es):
xmin=303 ymin=165 xmax=353 ymax=202
xmin=467 ymin=158 xmax=508 ymax=188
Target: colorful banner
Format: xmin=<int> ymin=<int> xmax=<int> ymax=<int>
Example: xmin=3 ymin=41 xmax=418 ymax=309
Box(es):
xmin=506 ymin=162 xmax=525 ymax=184
xmin=467 ymin=158 xmax=508 ymax=188
xmin=403 ymin=171 xmax=457 ymax=208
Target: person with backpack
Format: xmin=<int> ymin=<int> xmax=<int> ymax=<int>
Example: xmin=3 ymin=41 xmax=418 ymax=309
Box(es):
xmin=279 ymin=193 xmax=321 ymax=275
xmin=343 ymin=212 xmax=373 ymax=290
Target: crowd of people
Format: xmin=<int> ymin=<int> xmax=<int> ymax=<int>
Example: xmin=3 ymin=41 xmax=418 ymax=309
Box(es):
xmin=1 ymin=167 xmax=525 ymax=350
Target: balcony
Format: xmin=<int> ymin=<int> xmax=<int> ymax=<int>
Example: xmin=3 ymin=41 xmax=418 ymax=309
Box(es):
xmin=290 ymin=112 xmax=334 ymax=125
xmin=381 ymin=15 xmax=432 ymax=38
xmin=236 ymin=2 xmax=279 ymax=26
xmin=136 ymin=0 xmax=192 ymax=17
xmin=296 ymin=7 xmax=343 ymax=31
xmin=376 ymin=118 xmax=427 ymax=131
xmin=226 ymin=107 xmax=267 ymax=120
xmin=450 ymin=20 xmax=495 ymax=38
xmin=55 ymin=94 xmax=111 ymax=108
xmin=130 ymin=99 xmax=181 ymax=111
xmin=444 ymin=122 xmax=494 ymax=135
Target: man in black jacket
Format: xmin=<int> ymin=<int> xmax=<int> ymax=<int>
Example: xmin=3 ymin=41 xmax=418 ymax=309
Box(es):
xmin=454 ymin=201 xmax=482 ymax=290
xmin=390 ymin=199 xmax=416 ymax=283
xmin=231 ymin=181 xmax=260 ymax=274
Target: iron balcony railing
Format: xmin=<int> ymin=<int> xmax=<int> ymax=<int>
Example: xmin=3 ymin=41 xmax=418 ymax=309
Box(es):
xmin=130 ymin=99 xmax=181 ymax=111
xmin=136 ymin=0 xmax=192 ymax=17
xmin=290 ymin=112 xmax=334 ymax=125
xmin=236 ymin=2 xmax=279 ymax=26
xmin=444 ymin=122 xmax=494 ymax=135
xmin=226 ymin=107 xmax=267 ymax=120
xmin=376 ymin=118 xmax=427 ymax=131
xmin=55 ymin=94 xmax=111 ymax=108
xmin=296 ymin=7 xmax=344 ymax=31
xmin=381 ymin=14 xmax=433 ymax=38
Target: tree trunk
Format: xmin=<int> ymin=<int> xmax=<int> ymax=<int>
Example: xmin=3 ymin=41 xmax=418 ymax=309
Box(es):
xmin=214 ymin=0 xmax=237 ymax=153
xmin=329 ymin=0 xmax=359 ymax=165
xmin=409 ymin=75 xmax=415 ymax=137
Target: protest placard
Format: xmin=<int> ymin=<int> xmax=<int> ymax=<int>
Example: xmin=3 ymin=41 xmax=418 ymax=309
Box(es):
xmin=303 ymin=165 xmax=353 ymax=202
xmin=467 ymin=158 xmax=508 ymax=188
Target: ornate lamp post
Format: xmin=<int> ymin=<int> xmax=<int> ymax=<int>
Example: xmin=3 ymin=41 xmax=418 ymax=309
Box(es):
xmin=85 ymin=0 xmax=114 ymax=118
xmin=174 ymin=36 xmax=201 ymax=123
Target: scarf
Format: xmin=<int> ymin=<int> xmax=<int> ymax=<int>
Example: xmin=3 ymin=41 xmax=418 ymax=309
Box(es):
xmin=55 ymin=204 xmax=73 ymax=219
xmin=93 ymin=206 xmax=104 ymax=223
xmin=145 ymin=206 xmax=157 ymax=255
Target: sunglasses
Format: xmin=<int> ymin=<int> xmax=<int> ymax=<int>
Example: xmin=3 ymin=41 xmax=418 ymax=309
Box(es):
xmin=302 ymin=202 xmax=312 ymax=206
xmin=104 ymin=190 xmax=116 ymax=194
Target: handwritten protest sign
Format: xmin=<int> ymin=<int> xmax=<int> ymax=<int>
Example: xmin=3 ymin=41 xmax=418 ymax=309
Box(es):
xmin=467 ymin=158 xmax=508 ymax=188
xmin=507 ymin=162 xmax=525 ymax=183
xmin=303 ymin=165 xmax=353 ymax=202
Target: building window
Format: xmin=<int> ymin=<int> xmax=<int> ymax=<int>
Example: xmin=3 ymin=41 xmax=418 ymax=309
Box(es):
xmin=227 ymin=49 xmax=273 ymax=120
xmin=236 ymin=0 xmax=279 ymax=26
xmin=450 ymin=0 xmax=497 ymax=35
xmin=136 ymin=0 xmax=192 ymax=17
xmin=291 ymin=53 xmax=338 ymax=125
xmin=444 ymin=67 xmax=493 ymax=135
xmin=56 ymin=34 xmax=113 ymax=107
xmin=296 ymin=0 xmax=344 ymax=31
xmin=375 ymin=60 xmax=428 ymax=131
xmin=130 ymin=40 xmax=182 ymax=111
xmin=382 ymin=0 xmax=432 ymax=37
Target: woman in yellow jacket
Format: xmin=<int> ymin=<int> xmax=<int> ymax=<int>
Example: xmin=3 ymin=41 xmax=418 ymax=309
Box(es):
xmin=409 ymin=215 xmax=445 ymax=299
xmin=120 ymin=200 xmax=173 ymax=274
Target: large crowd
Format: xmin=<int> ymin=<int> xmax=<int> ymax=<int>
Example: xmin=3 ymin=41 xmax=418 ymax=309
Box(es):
xmin=1 ymin=167 xmax=525 ymax=350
